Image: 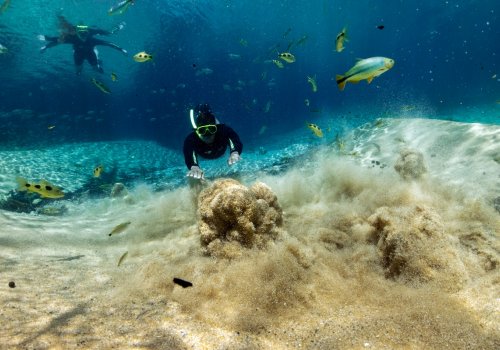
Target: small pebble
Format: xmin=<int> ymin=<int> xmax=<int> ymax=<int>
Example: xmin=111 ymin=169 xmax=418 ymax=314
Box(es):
xmin=8 ymin=281 xmax=16 ymax=288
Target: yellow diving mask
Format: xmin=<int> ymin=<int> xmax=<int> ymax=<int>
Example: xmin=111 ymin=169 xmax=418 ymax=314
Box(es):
xmin=76 ymin=25 xmax=89 ymax=40
xmin=196 ymin=124 xmax=217 ymax=137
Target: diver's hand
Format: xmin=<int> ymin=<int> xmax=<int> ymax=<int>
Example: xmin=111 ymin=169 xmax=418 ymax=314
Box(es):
xmin=187 ymin=165 xmax=204 ymax=180
xmin=228 ymin=151 xmax=241 ymax=166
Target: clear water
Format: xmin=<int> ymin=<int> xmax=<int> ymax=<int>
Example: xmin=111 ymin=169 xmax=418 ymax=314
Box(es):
xmin=0 ymin=0 xmax=498 ymax=150
xmin=0 ymin=1 xmax=499 ymax=349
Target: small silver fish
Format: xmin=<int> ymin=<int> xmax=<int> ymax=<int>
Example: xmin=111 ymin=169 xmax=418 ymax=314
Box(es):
xmin=108 ymin=221 xmax=131 ymax=236
xmin=108 ymin=0 xmax=134 ymax=15
xmin=117 ymin=251 xmax=128 ymax=266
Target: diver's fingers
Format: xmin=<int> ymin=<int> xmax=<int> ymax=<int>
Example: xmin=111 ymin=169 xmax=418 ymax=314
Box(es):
xmin=187 ymin=171 xmax=203 ymax=179
xmin=195 ymin=170 xmax=204 ymax=179
xmin=228 ymin=152 xmax=241 ymax=165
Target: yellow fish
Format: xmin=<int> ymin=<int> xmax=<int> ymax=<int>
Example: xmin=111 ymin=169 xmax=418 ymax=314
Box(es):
xmin=306 ymin=123 xmax=323 ymax=138
xmin=108 ymin=221 xmax=131 ymax=236
xmin=133 ymin=51 xmax=153 ymax=62
xmin=272 ymin=59 xmax=284 ymax=68
xmin=239 ymin=38 xmax=248 ymax=47
xmin=91 ymin=78 xmax=111 ymax=94
xmin=307 ymin=75 xmax=317 ymax=92
xmin=336 ymin=57 xmax=394 ymax=91
xmin=16 ymin=177 xmax=65 ymax=199
xmin=335 ymin=27 xmax=348 ymax=52
xmin=93 ymin=165 xmax=104 ymax=178
xmin=278 ymin=52 xmax=296 ymax=63
xmin=111 ymin=72 xmax=118 ymax=81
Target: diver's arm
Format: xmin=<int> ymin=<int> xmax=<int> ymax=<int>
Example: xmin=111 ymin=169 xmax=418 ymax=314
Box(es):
xmin=225 ymin=126 xmax=243 ymax=166
xmin=225 ymin=126 xmax=243 ymax=155
xmin=89 ymin=28 xmax=112 ymax=36
xmin=183 ymin=136 xmax=204 ymax=179
xmin=93 ymin=39 xmax=127 ymax=55
xmin=183 ymin=136 xmax=199 ymax=169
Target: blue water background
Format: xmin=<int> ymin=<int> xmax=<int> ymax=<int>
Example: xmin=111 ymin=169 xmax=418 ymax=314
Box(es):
xmin=0 ymin=0 xmax=498 ymax=150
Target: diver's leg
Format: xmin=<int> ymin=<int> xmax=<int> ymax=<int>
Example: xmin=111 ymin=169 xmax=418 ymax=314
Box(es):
xmin=38 ymin=35 xmax=59 ymax=52
xmin=74 ymin=49 xmax=84 ymax=75
xmin=89 ymin=48 xmax=104 ymax=73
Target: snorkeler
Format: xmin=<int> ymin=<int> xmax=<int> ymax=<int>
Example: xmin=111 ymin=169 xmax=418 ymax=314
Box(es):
xmin=38 ymin=15 xmax=127 ymax=74
xmin=183 ymin=104 xmax=243 ymax=180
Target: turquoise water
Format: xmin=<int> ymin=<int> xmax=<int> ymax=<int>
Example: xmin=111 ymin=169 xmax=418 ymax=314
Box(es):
xmin=0 ymin=1 xmax=498 ymax=150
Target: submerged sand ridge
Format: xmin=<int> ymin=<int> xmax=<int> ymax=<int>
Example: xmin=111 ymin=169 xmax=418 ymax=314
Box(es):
xmin=348 ymin=118 xmax=500 ymax=202
xmin=1 ymin=118 xmax=499 ymax=349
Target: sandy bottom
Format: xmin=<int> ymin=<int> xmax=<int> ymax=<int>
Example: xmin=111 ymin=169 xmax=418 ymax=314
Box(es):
xmin=1 ymin=235 xmax=498 ymax=350
xmin=1 ymin=118 xmax=499 ymax=349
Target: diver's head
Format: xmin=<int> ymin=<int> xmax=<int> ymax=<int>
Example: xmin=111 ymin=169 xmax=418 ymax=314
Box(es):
xmin=76 ymin=24 xmax=89 ymax=41
xmin=193 ymin=103 xmax=217 ymax=143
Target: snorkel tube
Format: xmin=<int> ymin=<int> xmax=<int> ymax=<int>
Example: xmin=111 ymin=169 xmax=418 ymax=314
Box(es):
xmin=190 ymin=109 xmax=197 ymax=129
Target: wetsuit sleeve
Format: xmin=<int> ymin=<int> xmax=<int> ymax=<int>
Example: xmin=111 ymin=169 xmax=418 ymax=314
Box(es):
xmin=183 ymin=135 xmax=199 ymax=169
xmin=93 ymin=39 xmax=126 ymax=52
xmin=225 ymin=126 xmax=243 ymax=154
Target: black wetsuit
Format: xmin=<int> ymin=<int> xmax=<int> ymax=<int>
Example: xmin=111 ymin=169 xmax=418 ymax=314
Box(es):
xmin=42 ymin=29 xmax=125 ymax=73
xmin=183 ymin=124 xmax=243 ymax=169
